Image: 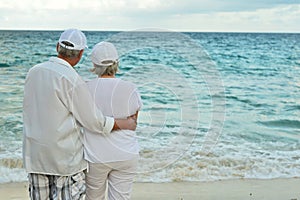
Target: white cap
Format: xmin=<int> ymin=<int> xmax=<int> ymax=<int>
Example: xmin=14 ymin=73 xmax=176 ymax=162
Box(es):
xmin=58 ymin=29 xmax=87 ymax=50
xmin=91 ymin=42 xmax=118 ymax=66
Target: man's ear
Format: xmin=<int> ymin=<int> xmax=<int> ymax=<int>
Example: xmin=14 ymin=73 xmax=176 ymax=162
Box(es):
xmin=56 ymin=43 xmax=59 ymax=52
xmin=78 ymin=49 xmax=84 ymax=59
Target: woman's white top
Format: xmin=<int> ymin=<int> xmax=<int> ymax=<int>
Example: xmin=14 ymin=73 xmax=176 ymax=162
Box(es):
xmin=83 ymin=78 xmax=143 ymax=163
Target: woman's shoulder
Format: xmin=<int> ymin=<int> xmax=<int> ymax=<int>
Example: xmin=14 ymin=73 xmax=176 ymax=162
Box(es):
xmin=86 ymin=78 xmax=139 ymax=93
xmin=85 ymin=78 xmax=99 ymax=86
xmin=117 ymin=78 xmax=138 ymax=90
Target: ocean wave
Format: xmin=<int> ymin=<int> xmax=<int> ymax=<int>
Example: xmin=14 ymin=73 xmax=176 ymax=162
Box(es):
xmin=1 ymin=143 xmax=300 ymax=184
xmin=226 ymin=95 xmax=269 ymax=108
xmin=258 ymin=119 xmax=300 ymax=129
xmin=0 ymin=158 xmax=27 ymax=183
xmin=0 ymin=158 xmax=23 ymax=169
xmin=284 ymin=104 xmax=300 ymax=111
xmin=135 ymin=148 xmax=300 ymax=182
xmin=0 ymin=63 xmax=10 ymax=68
xmin=33 ymin=52 xmax=56 ymax=57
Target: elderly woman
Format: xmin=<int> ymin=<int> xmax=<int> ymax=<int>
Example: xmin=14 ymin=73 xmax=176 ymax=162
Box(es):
xmin=83 ymin=42 xmax=143 ymax=200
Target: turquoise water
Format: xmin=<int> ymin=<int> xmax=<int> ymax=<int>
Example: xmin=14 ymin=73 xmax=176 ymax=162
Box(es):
xmin=0 ymin=30 xmax=300 ymax=183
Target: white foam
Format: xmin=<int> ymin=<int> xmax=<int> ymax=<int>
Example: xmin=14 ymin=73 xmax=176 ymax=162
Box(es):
xmin=0 ymin=166 xmax=27 ymax=183
xmin=1 ymin=127 xmax=300 ymax=184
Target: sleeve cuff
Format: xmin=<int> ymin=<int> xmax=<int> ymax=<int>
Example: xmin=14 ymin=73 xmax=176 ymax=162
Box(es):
xmin=103 ymin=116 xmax=114 ymax=135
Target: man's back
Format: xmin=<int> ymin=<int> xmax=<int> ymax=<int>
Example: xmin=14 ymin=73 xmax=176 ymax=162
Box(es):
xmin=23 ymin=57 xmax=87 ymax=175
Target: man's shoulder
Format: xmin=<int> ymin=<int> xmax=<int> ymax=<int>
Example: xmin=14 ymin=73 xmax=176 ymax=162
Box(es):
xmin=29 ymin=59 xmax=80 ymax=84
xmin=27 ymin=60 xmax=51 ymax=74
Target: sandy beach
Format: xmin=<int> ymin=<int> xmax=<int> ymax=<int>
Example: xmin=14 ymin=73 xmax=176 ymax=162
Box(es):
xmin=0 ymin=178 xmax=299 ymax=200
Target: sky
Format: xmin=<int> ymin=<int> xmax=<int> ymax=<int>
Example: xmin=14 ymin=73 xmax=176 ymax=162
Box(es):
xmin=0 ymin=0 xmax=300 ymax=32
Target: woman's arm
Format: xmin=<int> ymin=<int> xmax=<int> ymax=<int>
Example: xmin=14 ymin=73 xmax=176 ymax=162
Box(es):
xmin=130 ymin=111 xmax=139 ymax=124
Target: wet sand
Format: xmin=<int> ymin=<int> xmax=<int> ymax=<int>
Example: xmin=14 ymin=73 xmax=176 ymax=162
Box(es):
xmin=1 ymin=178 xmax=299 ymax=200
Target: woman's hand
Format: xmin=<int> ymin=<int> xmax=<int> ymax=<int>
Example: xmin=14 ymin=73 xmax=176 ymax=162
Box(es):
xmin=113 ymin=116 xmax=137 ymax=131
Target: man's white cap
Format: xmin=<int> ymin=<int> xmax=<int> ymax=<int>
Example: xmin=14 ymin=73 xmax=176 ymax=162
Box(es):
xmin=91 ymin=42 xmax=118 ymax=66
xmin=58 ymin=28 xmax=87 ymax=50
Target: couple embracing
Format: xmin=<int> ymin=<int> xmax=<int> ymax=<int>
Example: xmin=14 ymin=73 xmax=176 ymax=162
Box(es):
xmin=23 ymin=29 xmax=142 ymax=200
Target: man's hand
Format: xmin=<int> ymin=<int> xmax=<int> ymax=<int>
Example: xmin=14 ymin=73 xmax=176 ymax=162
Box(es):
xmin=113 ymin=115 xmax=137 ymax=131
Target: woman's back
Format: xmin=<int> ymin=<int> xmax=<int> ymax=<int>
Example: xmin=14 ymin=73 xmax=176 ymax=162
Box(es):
xmin=83 ymin=78 xmax=142 ymax=163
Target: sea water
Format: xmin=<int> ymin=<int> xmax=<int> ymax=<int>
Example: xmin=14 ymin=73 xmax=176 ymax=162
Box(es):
xmin=0 ymin=30 xmax=299 ymax=183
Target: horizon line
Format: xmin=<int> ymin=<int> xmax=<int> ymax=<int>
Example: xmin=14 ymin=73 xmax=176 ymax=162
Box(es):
xmin=0 ymin=28 xmax=300 ymax=34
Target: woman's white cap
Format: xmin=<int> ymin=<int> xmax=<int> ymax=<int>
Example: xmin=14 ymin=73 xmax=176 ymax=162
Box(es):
xmin=58 ymin=28 xmax=87 ymax=50
xmin=91 ymin=42 xmax=118 ymax=66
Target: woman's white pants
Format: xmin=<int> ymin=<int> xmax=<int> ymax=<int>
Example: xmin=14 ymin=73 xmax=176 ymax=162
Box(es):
xmin=85 ymin=159 xmax=138 ymax=200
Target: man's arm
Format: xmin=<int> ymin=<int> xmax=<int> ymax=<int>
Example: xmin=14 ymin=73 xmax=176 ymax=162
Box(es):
xmin=66 ymin=78 xmax=137 ymax=134
xmin=64 ymin=78 xmax=113 ymax=134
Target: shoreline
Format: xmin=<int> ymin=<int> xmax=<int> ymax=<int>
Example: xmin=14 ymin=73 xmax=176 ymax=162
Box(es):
xmin=1 ymin=178 xmax=299 ymax=200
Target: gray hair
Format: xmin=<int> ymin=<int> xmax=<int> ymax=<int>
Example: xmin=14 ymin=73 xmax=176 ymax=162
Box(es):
xmin=57 ymin=42 xmax=81 ymax=58
xmin=90 ymin=61 xmax=119 ymax=76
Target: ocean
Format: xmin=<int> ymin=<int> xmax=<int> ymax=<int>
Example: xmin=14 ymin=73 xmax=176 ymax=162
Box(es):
xmin=0 ymin=30 xmax=299 ymax=183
